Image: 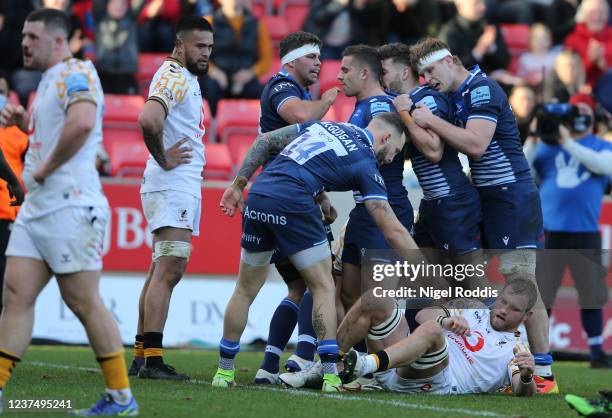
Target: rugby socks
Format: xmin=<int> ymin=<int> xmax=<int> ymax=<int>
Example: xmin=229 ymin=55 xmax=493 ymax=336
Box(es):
xmin=143 ymin=332 xmax=164 ymax=368
xmin=0 ymin=349 xmax=20 ymax=390
xmin=97 ymin=350 xmax=132 ymax=405
xmin=533 ymin=352 xmax=554 ymax=377
xmin=317 ymin=340 xmax=339 ymax=375
xmin=371 ymin=350 xmax=390 ymax=373
xmin=295 ymin=291 xmax=317 ymax=361
xmin=219 ymin=338 xmax=240 ymax=371
xmin=261 ymin=298 xmax=299 ymax=373
xmin=133 ymin=334 xmax=144 ymax=362
xmin=581 ymin=309 xmax=604 ymax=361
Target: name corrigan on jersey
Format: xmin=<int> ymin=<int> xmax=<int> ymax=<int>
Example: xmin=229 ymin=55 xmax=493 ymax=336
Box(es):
xmin=373 ymin=286 xmax=499 ymax=299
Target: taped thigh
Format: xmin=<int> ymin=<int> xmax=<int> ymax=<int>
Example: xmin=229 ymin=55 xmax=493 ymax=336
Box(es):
xmin=289 ymin=243 xmax=331 ymax=271
xmin=498 ymin=249 xmax=536 ymax=280
xmin=241 ymin=248 xmax=274 ymax=267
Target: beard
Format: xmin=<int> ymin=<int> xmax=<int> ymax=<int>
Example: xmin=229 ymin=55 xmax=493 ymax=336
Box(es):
xmin=185 ymin=56 xmax=209 ymax=77
xmin=376 ymin=148 xmax=386 ymax=165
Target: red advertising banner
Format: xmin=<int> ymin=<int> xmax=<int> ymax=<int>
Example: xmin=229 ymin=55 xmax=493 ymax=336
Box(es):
xmin=102 ymin=182 xmax=243 ymax=274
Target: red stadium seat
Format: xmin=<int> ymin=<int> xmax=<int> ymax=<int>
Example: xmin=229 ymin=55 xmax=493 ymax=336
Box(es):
xmin=227 ymin=134 xmax=256 ymax=167
xmin=216 ymin=99 xmax=261 ymax=143
xmin=252 ymin=0 xmax=273 ymax=17
xmin=103 ymin=94 xmax=145 ymax=126
xmin=500 ymin=24 xmax=530 ymax=56
xmin=260 ymin=15 xmax=291 ymax=45
xmin=137 ymin=53 xmax=168 ymax=83
xmin=204 ymin=142 xmax=233 ymax=179
xmin=317 ymin=60 xmax=342 ymax=96
xmin=103 ymin=127 xmax=148 ymax=177
xmin=279 ymin=1 xmax=309 ymax=32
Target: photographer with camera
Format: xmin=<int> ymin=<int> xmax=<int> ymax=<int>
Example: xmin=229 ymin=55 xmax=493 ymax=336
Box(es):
xmin=524 ymin=93 xmax=612 ymax=369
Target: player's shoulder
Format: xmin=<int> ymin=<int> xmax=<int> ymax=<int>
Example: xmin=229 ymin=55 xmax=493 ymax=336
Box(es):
xmin=411 ymin=86 xmax=449 ymax=110
xmin=267 ymin=73 xmax=301 ymax=94
xmin=467 ymin=71 xmax=505 ymax=104
xmin=367 ymin=95 xmax=394 ymax=114
xmin=154 ymin=59 xmax=188 ymax=82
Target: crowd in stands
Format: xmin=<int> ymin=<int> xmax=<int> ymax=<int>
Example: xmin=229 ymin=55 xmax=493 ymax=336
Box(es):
xmin=0 ymin=0 xmax=610 ymax=179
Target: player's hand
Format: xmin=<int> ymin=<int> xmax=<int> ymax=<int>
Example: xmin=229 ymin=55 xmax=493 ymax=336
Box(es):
xmin=163 ymin=138 xmax=192 ymax=170
xmin=320 ymin=199 xmax=337 ymax=224
xmin=392 ymin=94 xmax=413 ymax=113
xmin=513 ymin=347 xmax=535 ymax=379
xmin=321 ymin=87 xmax=340 ymax=106
xmin=7 ymin=180 xmax=24 ymax=206
xmin=442 ymin=316 xmax=471 ymax=336
xmin=412 ymin=103 xmax=435 ymax=128
xmin=32 ymin=163 xmax=49 ymax=184
xmin=0 ymin=103 xmax=26 ymax=128
xmin=220 ymin=186 xmax=244 ymax=217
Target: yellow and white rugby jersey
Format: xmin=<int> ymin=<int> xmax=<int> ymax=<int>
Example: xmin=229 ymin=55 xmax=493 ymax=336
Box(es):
xmin=444 ymin=308 xmax=524 ymax=394
xmin=140 ymin=58 xmax=206 ymax=198
xmin=20 ymin=58 xmax=107 ymax=221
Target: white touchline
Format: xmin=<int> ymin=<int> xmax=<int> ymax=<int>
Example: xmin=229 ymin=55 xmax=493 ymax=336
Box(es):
xmin=27 ymin=361 xmax=508 ymax=418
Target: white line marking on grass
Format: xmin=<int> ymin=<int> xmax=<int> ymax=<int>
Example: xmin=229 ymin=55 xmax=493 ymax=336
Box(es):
xmin=27 ymin=362 xmax=508 ymax=418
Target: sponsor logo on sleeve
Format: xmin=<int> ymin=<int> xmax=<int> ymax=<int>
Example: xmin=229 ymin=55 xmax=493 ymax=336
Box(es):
xmin=470 ymin=86 xmax=491 ymax=107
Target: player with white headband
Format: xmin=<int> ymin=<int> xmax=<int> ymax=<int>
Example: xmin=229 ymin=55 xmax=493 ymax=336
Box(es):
xmin=252 ymin=31 xmax=340 ymax=385
xmin=407 ymin=37 xmax=556 ymax=394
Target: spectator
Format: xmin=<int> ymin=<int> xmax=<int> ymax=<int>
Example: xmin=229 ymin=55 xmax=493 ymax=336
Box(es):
xmin=564 ymin=0 xmax=612 ymax=87
xmin=93 ymin=0 xmax=146 ymax=94
xmin=544 ymin=0 xmax=579 ymax=45
xmin=0 ymin=0 xmax=38 ymax=105
xmin=439 ymin=0 xmax=510 ymax=74
xmin=386 ymin=0 xmax=441 ymax=46
xmin=525 ymin=94 xmax=612 ymax=369
xmin=182 ymin=0 xmax=214 ymax=16
xmin=38 ymin=0 xmax=87 ymax=58
xmin=0 ymin=72 xmax=28 ymax=312
xmin=485 ymin=0 xmax=534 ymax=24
xmin=203 ymin=0 xmax=272 ymax=115
xmin=509 ymin=85 xmax=536 ymax=144
xmin=301 ymin=0 xmax=369 ymax=60
xmin=543 ymin=49 xmax=586 ymax=103
xmin=517 ymin=23 xmax=558 ymax=86
xmin=138 ymin=0 xmax=180 ymax=53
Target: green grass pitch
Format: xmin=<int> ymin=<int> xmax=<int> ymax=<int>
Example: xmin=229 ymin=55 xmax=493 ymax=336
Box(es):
xmin=2 ymin=346 xmax=609 ymax=417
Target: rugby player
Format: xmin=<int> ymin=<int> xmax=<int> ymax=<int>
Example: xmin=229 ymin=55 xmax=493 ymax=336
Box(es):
xmin=213 ymin=113 xmax=419 ymax=392
xmin=0 ymin=8 xmax=138 ymax=415
xmin=408 ymin=37 xmax=555 ymax=393
xmin=129 ymin=15 xmax=214 ymax=381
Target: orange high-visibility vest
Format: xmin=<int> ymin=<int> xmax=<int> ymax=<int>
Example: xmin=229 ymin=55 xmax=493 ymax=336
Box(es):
xmin=0 ymin=126 xmax=28 ymax=221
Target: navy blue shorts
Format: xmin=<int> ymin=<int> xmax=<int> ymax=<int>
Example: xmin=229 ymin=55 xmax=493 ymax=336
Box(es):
xmin=478 ymin=181 xmax=544 ymax=250
xmin=271 ymin=222 xmax=334 ymax=264
xmin=241 ymin=194 xmax=328 ymax=256
xmin=342 ymin=202 xmax=414 ymax=266
xmin=413 ymin=189 xmax=482 ymax=254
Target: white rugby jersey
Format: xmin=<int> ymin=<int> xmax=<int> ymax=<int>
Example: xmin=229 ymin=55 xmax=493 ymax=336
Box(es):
xmin=445 ymin=309 xmax=524 ymax=394
xmin=20 ymin=58 xmax=107 ymax=221
xmin=140 ymin=58 xmax=206 ymax=197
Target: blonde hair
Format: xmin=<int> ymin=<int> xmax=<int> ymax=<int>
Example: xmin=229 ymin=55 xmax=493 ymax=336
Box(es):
xmin=409 ymin=37 xmax=460 ymax=72
xmin=576 ymin=0 xmax=609 ymax=23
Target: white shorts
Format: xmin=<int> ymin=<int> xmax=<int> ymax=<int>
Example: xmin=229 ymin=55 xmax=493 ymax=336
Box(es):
xmin=6 ymin=205 xmax=109 ymax=274
xmin=141 ymin=190 xmax=201 ymax=236
xmin=376 ymin=366 xmax=454 ymax=394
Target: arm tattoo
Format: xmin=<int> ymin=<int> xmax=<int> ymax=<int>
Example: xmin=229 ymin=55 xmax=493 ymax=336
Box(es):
xmin=237 ymin=125 xmax=298 ymax=180
xmin=143 ymin=128 xmax=166 ymax=168
xmin=365 ymin=200 xmax=394 ymax=219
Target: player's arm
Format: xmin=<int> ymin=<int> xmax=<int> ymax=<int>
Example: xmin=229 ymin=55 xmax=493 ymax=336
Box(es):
xmin=315 ymin=191 xmax=337 ymax=223
xmin=278 ymin=87 xmax=339 ymax=123
xmin=416 ymin=307 xmax=471 ymax=336
xmin=0 ymin=148 xmax=24 ymax=206
xmin=364 ymin=199 xmax=420 ymax=262
xmin=138 ymin=100 xmax=191 ymax=170
xmin=394 ymin=94 xmax=443 ymax=162
xmin=412 ymin=104 xmax=495 ymax=159
xmin=219 ymin=124 xmax=299 ymax=216
xmin=510 ymin=348 xmax=536 ymax=397
xmin=33 ymin=101 xmax=96 ymax=183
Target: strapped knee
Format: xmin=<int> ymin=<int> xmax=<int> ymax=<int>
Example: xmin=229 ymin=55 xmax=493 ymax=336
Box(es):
xmin=368 ymin=300 xmax=404 ymax=341
xmin=153 ymin=241 xmax=191 ymax=261
xmin=410 ymin=341 xmax=448 ymax=370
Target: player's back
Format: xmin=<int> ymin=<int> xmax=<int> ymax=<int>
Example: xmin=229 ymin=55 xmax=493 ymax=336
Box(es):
xmin=407 ymin=86 xmax=472 ymax=200
xmin=141 ymin=58 xmax=205 ymax=198
xmin=250 ymin=121 xmax=385 ymax=211
xmin=445 ymin=309 xmax=520 ymax=394
xmin=451 ymin=66 xmax=531 ymax=187
xmin=21 ymin=58 xmax=106 ymax=220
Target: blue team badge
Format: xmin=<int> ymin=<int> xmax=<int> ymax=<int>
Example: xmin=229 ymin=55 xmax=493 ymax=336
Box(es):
xmin=470 ymin=86 xmax=491 ymax=107
xmin=65 ymin=72 xmax=89 ymax=95
xmin=416 ymin=96 xmax=438 ymax=112
xmin=370 ymin=101 xmax=391 ymax=114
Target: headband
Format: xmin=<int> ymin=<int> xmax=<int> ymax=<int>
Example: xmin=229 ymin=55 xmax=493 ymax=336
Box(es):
xmin=417 ymin=49 xmax=452 ymax=72
xmin=281 ymin=44 xmax=320 ymax=65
